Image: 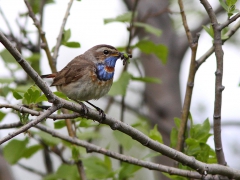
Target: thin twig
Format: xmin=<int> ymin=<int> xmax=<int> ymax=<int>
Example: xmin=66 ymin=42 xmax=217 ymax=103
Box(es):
xmin=0 ymin=104 xmax=60 ymax=144
xmin=17 ymin=162 xmax=45 ymax=176
xmin=177 ymin=34 xmax=200 ymax=152
xmin=24 ymin=0 xmax=57 ymax=73
xmin=200 ymin=0 xmax=226 ymax=166
xmin=178 ymin=0 xmax=193 ymax=44
xmin=0 ymin=104 xmax=81 ymax=120
xmin=119 ymin=0 xmax=139 ymax=163
xmin=197 ymin=19 xmax=240 ymax=67
xmin=52 ymin=0 xmax=74 ymax=66
xmin=176 ymin=0 xmax=198 ymax=152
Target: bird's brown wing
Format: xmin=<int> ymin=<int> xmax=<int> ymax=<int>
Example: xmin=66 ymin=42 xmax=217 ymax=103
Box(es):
xmin=51 ymin=55 xmax=96 ymax=86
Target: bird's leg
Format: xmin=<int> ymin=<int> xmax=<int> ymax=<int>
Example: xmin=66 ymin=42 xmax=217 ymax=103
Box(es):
xmin=85 ymin=101 xmax=106 ymax=121
xmin=78 ymin=102 xmax=89 ymax=115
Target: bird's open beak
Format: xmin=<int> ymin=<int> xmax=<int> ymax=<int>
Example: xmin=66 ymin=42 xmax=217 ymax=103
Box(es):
xmin=118 ymin=52 xmax=124 ymax=59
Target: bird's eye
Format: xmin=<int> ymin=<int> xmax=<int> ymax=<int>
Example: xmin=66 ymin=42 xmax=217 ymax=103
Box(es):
xmin=103 ymin=50 xmax=109 ymax=55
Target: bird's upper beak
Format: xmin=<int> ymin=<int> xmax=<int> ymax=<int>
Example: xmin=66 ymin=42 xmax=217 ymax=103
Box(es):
xmin=118 ymin=52 xmax=124 ymax=59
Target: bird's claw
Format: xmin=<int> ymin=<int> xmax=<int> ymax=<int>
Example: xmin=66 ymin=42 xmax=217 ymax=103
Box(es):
xmin=95 ymin=107 xmax=106 ymax=123
xmin=79 ymin=102 xmax=89 ymax=115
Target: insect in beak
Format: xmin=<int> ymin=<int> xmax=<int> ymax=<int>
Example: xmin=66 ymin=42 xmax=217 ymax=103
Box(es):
xmin=120 ymin=52 xmax=132 ymax=66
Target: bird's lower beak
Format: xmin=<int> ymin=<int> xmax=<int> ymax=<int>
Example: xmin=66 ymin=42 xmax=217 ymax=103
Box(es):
xmin=118 ymin=52 xmax=124 ymax=59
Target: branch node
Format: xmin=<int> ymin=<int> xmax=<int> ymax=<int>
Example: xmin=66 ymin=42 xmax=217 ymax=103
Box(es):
xmin=17 ymin=58 xmax=24 ymax=63
xmin=110 ymin=122 xmax=120 ymax=130
xmin=187 ymin=82 xmax=194 ymax=88
xmin=142 ymin=139 xmax=150 ymax=146
xmin=214 ymin=70 xmax=222 ymax=76
xmin=213 ymin=115 xmax=221 ymax=119
xmin=41 ymin=43 xmax=47 ymax=49
xmin=215 ymin=147 xmax=222 ymax=151
xmin=218 ymin=85 xmax=225 ymax=92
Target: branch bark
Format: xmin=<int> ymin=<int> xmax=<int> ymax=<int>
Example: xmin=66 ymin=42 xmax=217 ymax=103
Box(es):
xmin=200 ymin=0 xmax=226 ymax=166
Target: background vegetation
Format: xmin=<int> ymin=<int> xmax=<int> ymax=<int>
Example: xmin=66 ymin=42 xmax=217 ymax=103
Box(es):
xmin=0 ymin=0 xmax=240 ymax=179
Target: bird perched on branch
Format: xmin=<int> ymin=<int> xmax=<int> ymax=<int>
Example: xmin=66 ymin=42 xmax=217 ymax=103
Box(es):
xmin=41 ymin=44 xmax=131 ymax=120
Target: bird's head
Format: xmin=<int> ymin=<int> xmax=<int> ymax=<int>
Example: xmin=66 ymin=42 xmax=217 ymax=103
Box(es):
xmin=84 ymin=44 xmax=123 ymax=81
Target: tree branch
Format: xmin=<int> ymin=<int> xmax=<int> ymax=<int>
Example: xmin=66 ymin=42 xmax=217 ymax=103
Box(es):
xmin=33 ymin=123 xmax=218 ymax=179
xmin=52 ymin=0 xmax=74 ymax=66
xmin=177 ymin=0 xmax=200 ymax=152
xmin=0 ymin=104 xmax=81 ymax=120
xmin=200 ymin=0 xmax=226 ymax=166
xmin=197 ymin=19 xmax=240 ymax=67
xmin=24 ymin=0 xmax=57 ymax=73
xmin=0 ymin=104 xmax=60 ymax=144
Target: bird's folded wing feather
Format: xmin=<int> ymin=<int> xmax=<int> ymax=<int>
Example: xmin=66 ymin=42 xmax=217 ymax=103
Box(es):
xmin=51 ymin=55 xmax=96 ymax=86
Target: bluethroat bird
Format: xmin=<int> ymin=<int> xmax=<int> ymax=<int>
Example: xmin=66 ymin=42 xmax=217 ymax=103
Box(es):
xmin=41 ymin=44 xmax=131 ymax=119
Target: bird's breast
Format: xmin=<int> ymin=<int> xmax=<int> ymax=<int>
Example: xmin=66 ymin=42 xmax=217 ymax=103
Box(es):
xmin=96 ymin=64 xmax=114 ymax=81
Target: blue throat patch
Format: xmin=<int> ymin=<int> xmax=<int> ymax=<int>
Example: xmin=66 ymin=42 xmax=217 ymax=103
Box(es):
xmin=96 ymin=56 xmax=119 ymax=81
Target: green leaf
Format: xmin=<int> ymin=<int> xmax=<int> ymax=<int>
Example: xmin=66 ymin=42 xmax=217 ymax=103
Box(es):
xmin=71 ymin=146 xmax=80 ymax=161
xmin=108 ymin=72 xmax=131 ymax=96
xmin=219 ymin=0 xmax=229 ymax=11
xmin=113 ymin=131 xmax=133 ymax=150
xmin=77 ymin=131 xmax=101 ymax=140
xmin=0 ymin=78 xmax=14 ymax=84
xmin=12 ymin=90 xmax=23 ymax=100
xmin=142 ymin=152 xmax=161 ymax=160
xmin=132 ymin=76 xmax=161 ymax=84
xmin=22 ymin=145 xmax=42 ymax=158
xmin=23 ymin=85 xmax=41 ymax=104
xmin=36 ymin=94 xmax=48 ymax=103
xmin=0 ymin=111 xmax=6 ymax=122
xmin=54 ymin=91 xmax=69 ymax=100
xmin=79 ymin=118 xmax=96 ymax=127
xmin=3 ymin=139 xmax=28 ymax=164
xmin=174 ymin=117 xmax=181 ymax=129
xmin=63 ymin=41 xmax=81 ymax=48
xmin=54 ymin=121 xmax=66 ymax=129
xmin=170 ymin=127 xmax=178 ymax=148
xmin=134 ymin=40 xmax=168 ymax=64
xmin=26 ymin=53 xmax=41 ymax=63
xmin=190 ymin=118 xmax=211 ymax=143
xmin=35 ymin=131 xmax=61 ymax=146
xmin=149 ymin=125 xmax=163 ymax=143
xmin=134 ymin=22 xmax=162 ymax=37
xmin=83 ymin=156 xmax=115 ymax=179
xmin=119 ymin=162 xmax=141 ymax=180
xmin=55 ymin=164 xmax=79 ymax=180
xmin=104 ymin=12 xmax=133 ymax=24
xmin=104 ymin=155 xmax=112 ymax=170
xmin=202 ymin=25 xmax=214 ymax=38
xmin=226 ymin=0 xmax=237 ymax=6
xmin=0 ymin=49 xmax=17 ymax=64
xmin=63 ymin=29 xmax=71 ymax=42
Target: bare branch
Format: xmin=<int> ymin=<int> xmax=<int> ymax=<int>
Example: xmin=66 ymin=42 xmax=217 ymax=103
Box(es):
xmin=52 ymin=0 xmax=74 ymax=65
xmin=0 ymin=104 xmax=81 ymax=120
xmin=178 ymin=0 xmax=193 ymax=44
xmin=197 ymin=19 xmax=240 ymax=67
xmin=200 ymin=0 xmax=226 ymax=166
xmin=176 ymin=0 xmax=200 ymax=152
xmin=24 ymin=0 xmax=57 ymax=73
xmin=17 ymin=162 xmax=45 ymax=177
xmin=0 ymin=104 xmax=59 ymax=144
xmin=33 ymin=124 xmax=209 ymax=179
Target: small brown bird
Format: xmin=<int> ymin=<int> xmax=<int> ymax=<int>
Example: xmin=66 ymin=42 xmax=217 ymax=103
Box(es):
xmin=41 ymin=44 xmax=127 ymax=119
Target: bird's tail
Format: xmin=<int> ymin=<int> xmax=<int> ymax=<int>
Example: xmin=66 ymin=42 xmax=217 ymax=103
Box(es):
xmin=40 ymin=73 xmax=56 ymax=78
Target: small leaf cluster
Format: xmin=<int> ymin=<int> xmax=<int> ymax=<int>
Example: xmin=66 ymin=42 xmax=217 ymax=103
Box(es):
xmin=219 ymin=0 xmax=239 ymax=18
xmin=168 ymin=115 xmax=217 ymax=179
